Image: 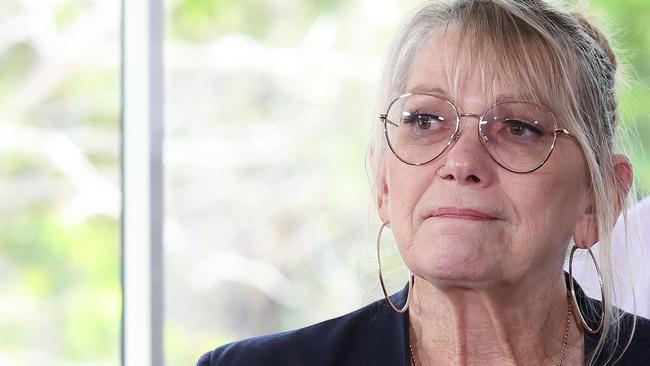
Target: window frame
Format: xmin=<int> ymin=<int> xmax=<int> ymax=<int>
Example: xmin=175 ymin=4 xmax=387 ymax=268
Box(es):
xmin=121 ymin=0 xmax=165 ymax=365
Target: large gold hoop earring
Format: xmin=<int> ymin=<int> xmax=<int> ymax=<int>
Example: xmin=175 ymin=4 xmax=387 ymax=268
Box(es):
xmin=568 ymin=245 xmax=605 ymax=334
xmin=377 ymin=221 xmax=414 ymax=314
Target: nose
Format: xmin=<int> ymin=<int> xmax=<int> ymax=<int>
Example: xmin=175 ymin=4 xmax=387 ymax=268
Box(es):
xmin=436 ymin=115 xmax=496 ymax=187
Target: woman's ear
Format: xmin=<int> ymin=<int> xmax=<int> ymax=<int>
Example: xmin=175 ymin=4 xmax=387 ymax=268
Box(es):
xmin=574 ymin=195 xmax=598 ymax=249
xmin=377 ymin=177 xmax=390 ymax=224
xmin=573 ymin=154 xmax=633 ymax=249
xmin=612 ymin=154 xmax=633 ymax=214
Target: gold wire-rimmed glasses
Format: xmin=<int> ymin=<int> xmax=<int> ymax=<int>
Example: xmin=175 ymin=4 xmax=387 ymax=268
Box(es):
xmin=378 ymin=92 xmax=574 ymax=173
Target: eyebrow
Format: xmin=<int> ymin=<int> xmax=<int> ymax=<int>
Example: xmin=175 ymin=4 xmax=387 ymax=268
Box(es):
xmin=407 ymin=85 xmax=518 ymax=104
xmin=408 ymin=85 xmax=450 ymax=98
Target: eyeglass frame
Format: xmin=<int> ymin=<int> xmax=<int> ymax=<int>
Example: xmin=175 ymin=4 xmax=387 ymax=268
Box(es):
xmin=378 ymin=91 xmax=574 ymax=174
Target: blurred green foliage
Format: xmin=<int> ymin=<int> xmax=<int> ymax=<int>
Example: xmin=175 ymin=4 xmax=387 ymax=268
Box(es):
xmin=0 ymin=211 xmax=120 ymax=362
xmin=0 ymin=43 xmax=37 ymax=97
xmin=168 ymin=0 xmax=343 ymax=44
xmin=0 ymin=0 xmax=120 ymax=364
xmin=590 ymin=0 xmax=650 ymax=192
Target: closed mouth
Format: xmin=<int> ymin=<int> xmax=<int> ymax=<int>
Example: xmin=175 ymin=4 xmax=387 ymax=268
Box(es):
xmin=429 ymin=207 xmax=498 ymax=221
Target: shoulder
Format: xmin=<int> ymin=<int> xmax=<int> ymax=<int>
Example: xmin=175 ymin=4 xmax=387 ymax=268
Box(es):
xmin=614 ymin=312 xmax=650 ymax=364
xmin=196 ymin=291 xmax=409 ymax=366
xmin=583 ymin=296 xmax=650 ymax=365
xmin=566 ymin=275 xmax=650 ymax=364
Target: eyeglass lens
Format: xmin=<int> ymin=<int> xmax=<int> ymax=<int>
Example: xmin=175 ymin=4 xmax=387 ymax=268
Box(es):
xmin=384 ymin=94 xmax=557 ymax=172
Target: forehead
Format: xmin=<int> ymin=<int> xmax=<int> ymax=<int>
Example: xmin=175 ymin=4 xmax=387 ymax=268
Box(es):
xmin=405 ymin=26 xmax=551 ymax=110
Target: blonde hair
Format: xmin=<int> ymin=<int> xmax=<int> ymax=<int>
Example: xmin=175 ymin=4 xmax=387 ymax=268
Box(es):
xmin=368 ymin=0 xmax=635 ymax=364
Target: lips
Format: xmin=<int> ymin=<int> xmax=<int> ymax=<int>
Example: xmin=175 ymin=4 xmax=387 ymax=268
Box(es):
xmin=429 ymin=207 xmax=498 ymax=221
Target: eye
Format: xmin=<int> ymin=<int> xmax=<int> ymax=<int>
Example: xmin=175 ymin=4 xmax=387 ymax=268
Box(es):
xmin=504 ymin=119 xmax=543 ymax=137
xmin=402 ymin=112 xmax=443 ymax=130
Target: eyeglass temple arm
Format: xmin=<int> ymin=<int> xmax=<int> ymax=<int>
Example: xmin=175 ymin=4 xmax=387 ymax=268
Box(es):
xmin=379 ymin=113 xmax=399 ymax=127
xmin=555 ymin=128 xmax=572 ymax=136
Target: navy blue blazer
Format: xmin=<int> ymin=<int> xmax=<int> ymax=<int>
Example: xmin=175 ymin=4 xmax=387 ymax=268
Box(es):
xmin=197 ymin=279 xmax=650 ymax=365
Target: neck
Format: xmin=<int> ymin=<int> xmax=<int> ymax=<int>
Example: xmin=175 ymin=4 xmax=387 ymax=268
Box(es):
xmin=408 ymin=272 xmax=583 ymax=366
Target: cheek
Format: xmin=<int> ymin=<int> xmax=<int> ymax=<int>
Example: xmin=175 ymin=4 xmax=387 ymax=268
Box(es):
xmin=386 ymin=161 xmax=434 ymax=246
xmin=513 ymin=170 xmax=585 ymax=252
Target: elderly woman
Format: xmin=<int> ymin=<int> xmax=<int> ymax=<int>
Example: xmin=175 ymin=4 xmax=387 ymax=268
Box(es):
xmin=198 ymin=0 xmax=650 ymax=365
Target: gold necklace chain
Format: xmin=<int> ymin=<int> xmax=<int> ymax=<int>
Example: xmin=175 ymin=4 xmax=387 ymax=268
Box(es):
xmin=409 ymin=296 xmax=573 ymax=366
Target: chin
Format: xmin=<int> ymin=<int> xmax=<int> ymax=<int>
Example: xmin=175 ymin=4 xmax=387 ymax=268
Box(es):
xmin=409 ymin=235 xmax=500 ymax=288
xmin=418 ymin=259 xmax=495 ymax=288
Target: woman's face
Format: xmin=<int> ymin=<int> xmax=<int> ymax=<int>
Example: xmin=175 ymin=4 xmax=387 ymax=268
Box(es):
xmin=378 ymin=29 xmax=593 ymax=287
